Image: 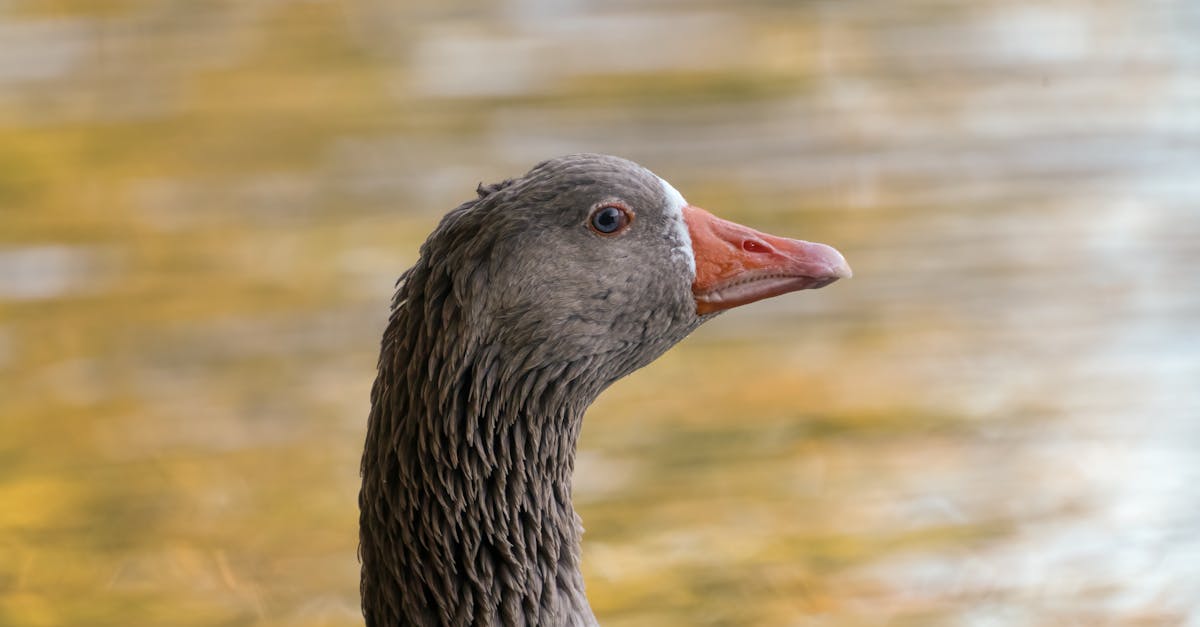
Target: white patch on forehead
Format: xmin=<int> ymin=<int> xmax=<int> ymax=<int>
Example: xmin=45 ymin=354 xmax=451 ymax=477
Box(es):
xmin=656 ymin=175 xmax=696 ymax=276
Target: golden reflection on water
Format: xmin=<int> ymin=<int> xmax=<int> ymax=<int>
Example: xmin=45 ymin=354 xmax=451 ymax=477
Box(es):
xmin=2 ymin=1 xmax=1199 ymax=625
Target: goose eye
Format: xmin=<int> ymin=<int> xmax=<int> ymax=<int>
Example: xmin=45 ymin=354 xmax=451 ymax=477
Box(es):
xmin=589 ymin=205 xmax=632 ymax=235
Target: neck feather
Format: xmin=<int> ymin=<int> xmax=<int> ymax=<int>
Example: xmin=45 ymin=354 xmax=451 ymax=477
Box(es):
xmin=360 ymin=272 xmax=602 ymax=626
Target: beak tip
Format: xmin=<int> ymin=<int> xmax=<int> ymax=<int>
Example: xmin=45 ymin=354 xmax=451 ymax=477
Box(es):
xmin=822 ymin=247 xmax=853 ymax=280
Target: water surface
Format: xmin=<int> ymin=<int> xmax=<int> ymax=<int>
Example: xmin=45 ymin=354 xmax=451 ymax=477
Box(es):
xmin=1 ymin=1 xmax=1198 ymax=625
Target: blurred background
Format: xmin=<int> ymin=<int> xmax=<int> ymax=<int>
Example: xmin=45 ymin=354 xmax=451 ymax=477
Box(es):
xmin=2 ymin=0 xmax=1198 ymax=625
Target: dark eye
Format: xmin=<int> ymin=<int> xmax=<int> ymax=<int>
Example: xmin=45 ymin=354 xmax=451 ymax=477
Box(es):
xmin=588 ymin=204 xmax=633 ymax=235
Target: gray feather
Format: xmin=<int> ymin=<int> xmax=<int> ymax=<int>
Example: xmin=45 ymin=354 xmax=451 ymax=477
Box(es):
xmin=360 ymin=155 xmax=701 ymax=626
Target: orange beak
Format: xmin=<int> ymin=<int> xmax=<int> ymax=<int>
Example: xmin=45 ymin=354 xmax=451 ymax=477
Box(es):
xmin=683 ymin=205 xmax=852 ymax=315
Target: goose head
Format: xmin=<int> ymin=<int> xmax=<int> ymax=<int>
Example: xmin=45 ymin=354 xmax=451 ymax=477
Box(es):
xmin=410 ymin=153 xmax=850 ymax=394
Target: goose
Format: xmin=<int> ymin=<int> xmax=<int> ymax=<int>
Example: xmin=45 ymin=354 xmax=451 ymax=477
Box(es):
xmin=359 ymin=153 xmax=851 ymax=626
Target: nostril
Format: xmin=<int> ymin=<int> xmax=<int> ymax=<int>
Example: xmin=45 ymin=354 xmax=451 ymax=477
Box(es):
xmin=742 ymin=239 xmax=772 ymax=254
